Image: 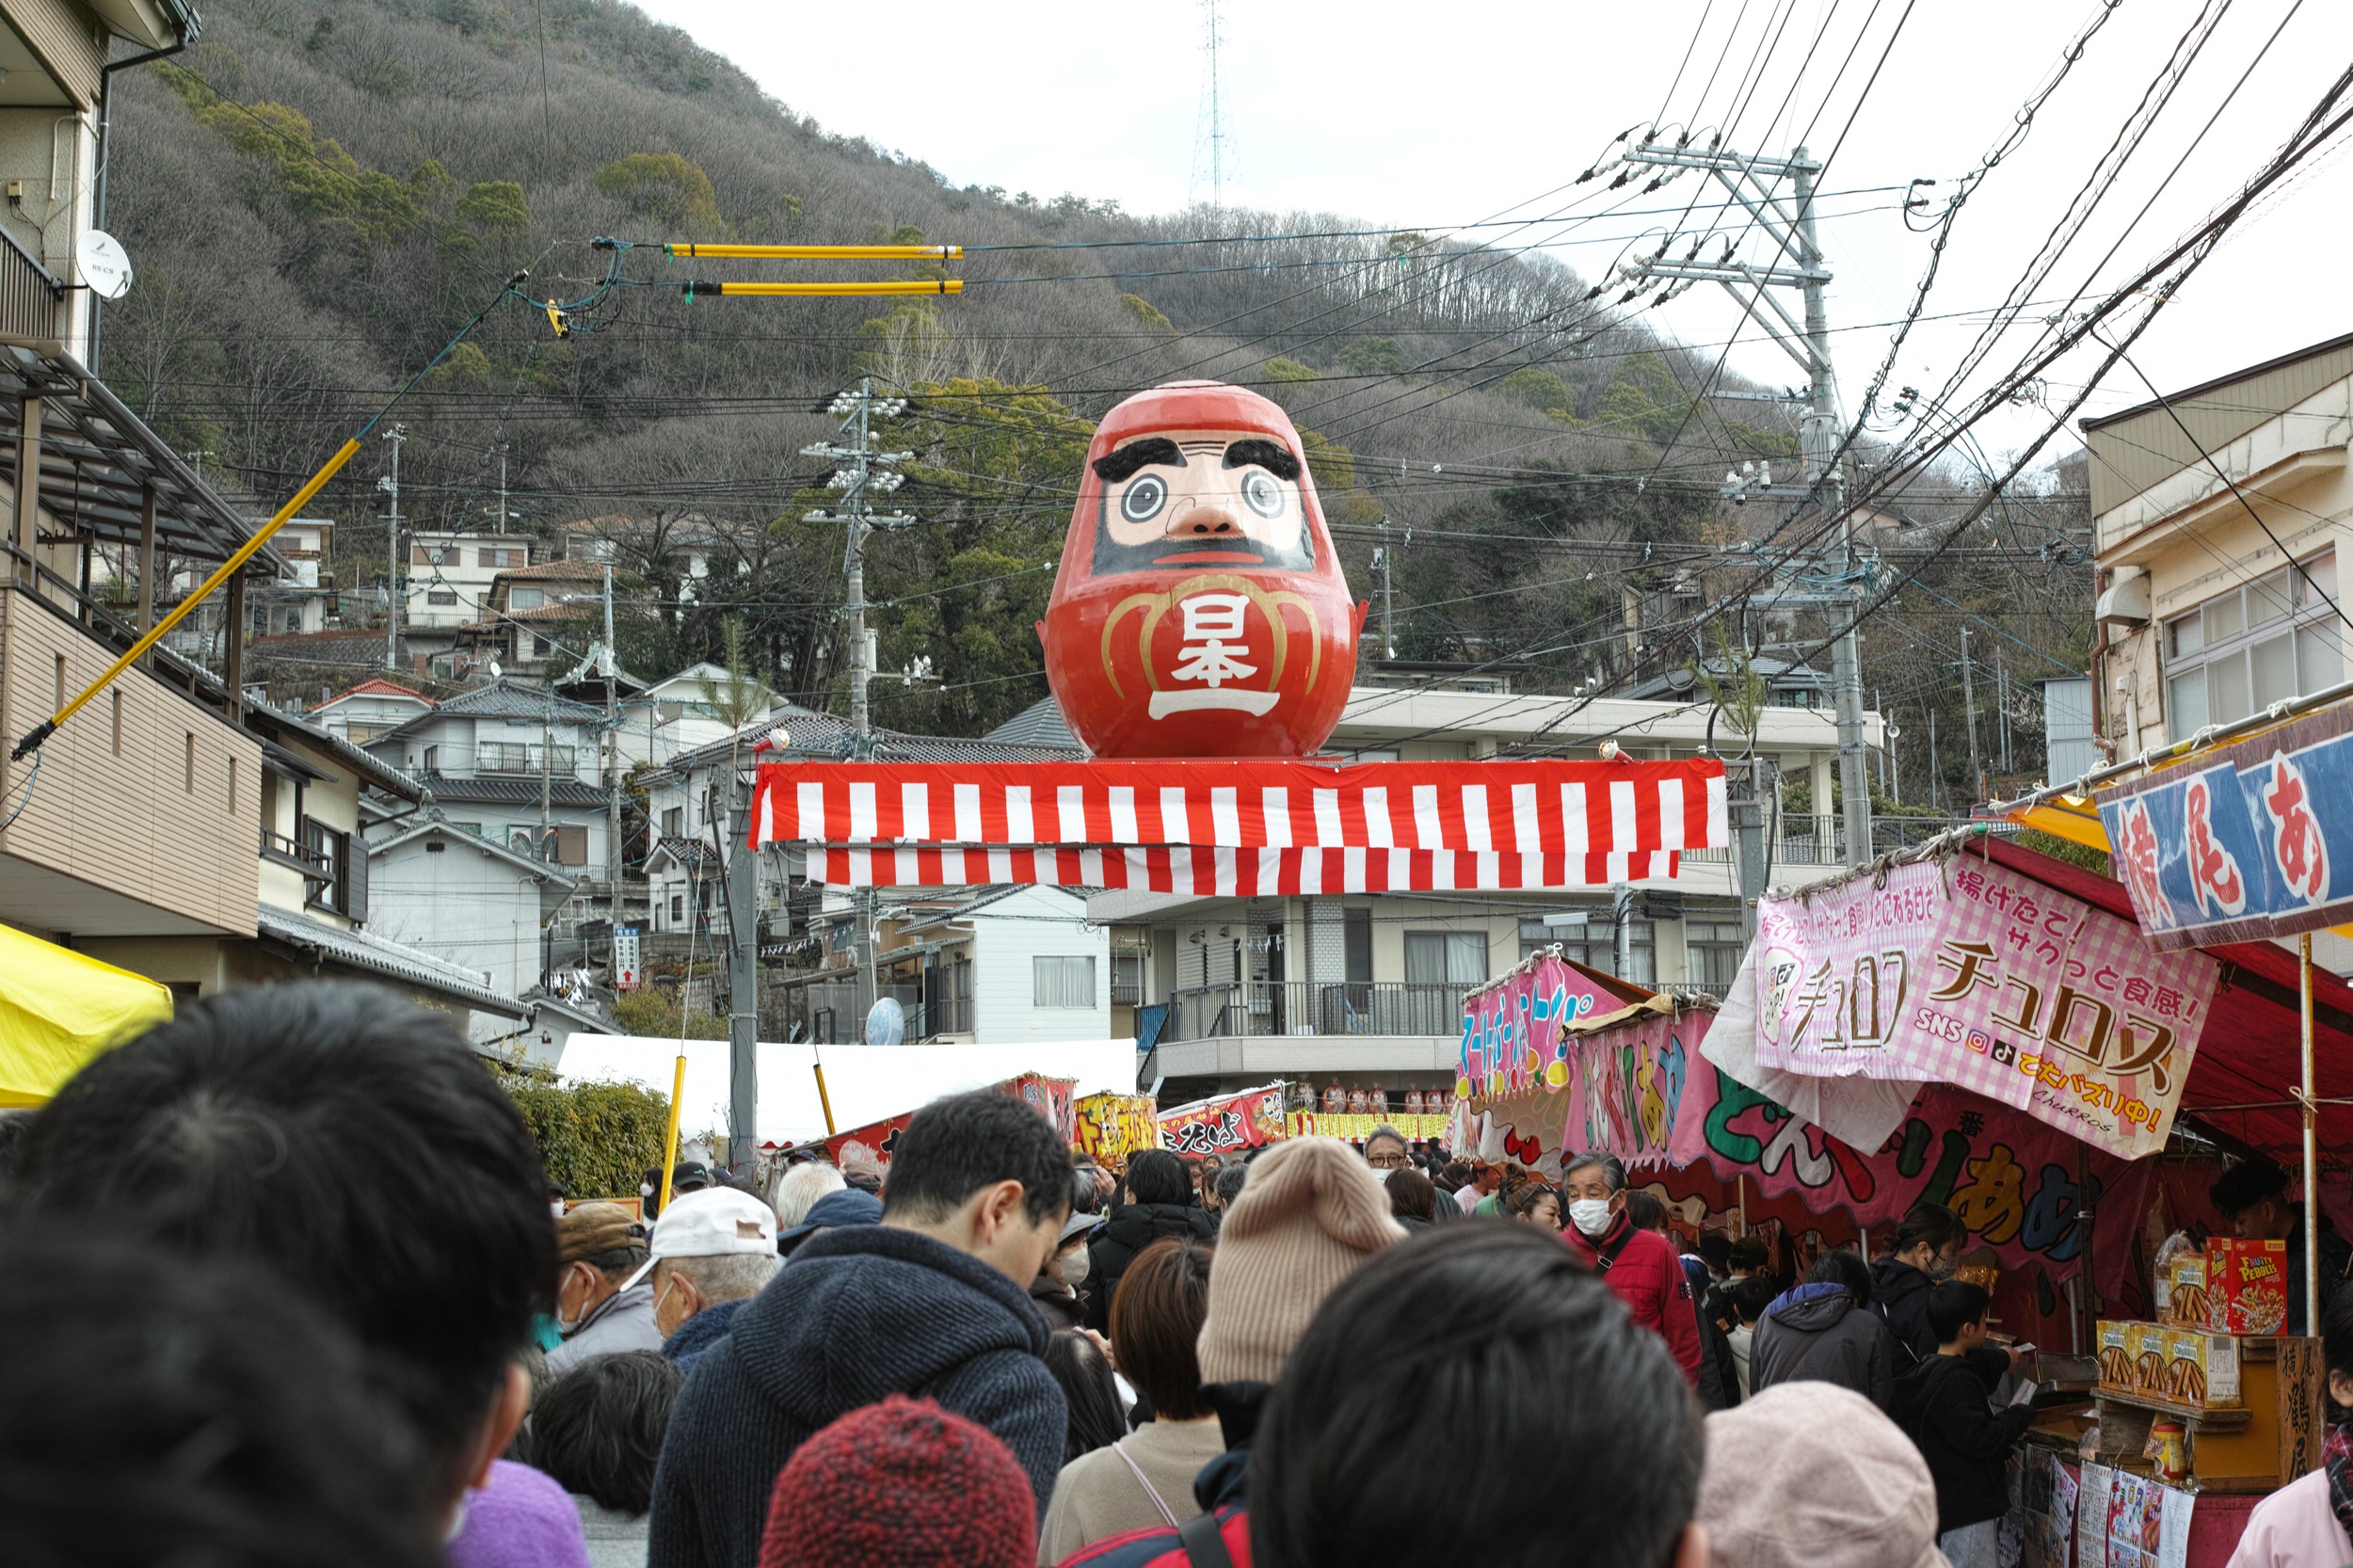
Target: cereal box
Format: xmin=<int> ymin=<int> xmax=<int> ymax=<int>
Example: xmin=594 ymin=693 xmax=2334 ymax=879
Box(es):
xmin=2097 ymin=1320 xmax=2133 ymax=1391
xmin=2160 ymin=1328 xmax=2241 ymax=1407
xmin=2206 ymin=1239 xmax=2290 ymax=1336
xmin=2166 ymin=1256 xmax=2210 ymax=1328
xmin=2126 ymin=1322 xmax=2170 ymax=1396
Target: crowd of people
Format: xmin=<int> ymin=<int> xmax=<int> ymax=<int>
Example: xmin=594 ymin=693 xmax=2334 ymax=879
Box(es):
xmin=8 ymin=980 xmax=2353 ymax=1568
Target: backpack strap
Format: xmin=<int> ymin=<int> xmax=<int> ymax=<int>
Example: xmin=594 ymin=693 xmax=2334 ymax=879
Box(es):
xmin=1179 ymin=1510 xmax=1238 ymax=1568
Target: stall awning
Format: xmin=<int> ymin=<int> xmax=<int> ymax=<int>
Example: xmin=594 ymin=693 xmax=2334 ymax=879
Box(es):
xmin=753 ymin=757 xmax=1727 ymax=890
xmin=1970 ymin=836 xmax=2353 ymax=1162
xmin=0 ymin=922 xmax=171 ymax=1105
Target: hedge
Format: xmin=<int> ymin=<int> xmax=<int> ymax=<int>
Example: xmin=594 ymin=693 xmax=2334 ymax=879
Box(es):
xmin=502 ymin=1076 xmax=671 ymax=1203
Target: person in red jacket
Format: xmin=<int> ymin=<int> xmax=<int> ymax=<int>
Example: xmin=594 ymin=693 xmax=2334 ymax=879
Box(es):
xmin=1559 ymin=1152 xmax=1703 ymax=1386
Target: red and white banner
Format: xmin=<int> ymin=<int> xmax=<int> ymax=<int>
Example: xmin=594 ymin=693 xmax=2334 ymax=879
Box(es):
xmin=753 ymin=758 xmax=1724 ymax=888
xmin=800 ymin=842 xmax=1681 ymax=892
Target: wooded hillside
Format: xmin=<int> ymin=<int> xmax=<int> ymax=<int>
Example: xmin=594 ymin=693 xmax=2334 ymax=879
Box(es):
xmin=100 ymin=0 xmax=2090 ymax=802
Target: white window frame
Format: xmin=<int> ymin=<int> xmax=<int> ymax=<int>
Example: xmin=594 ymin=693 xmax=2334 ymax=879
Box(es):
xmin=1032 ymin=954 xmax=1097 ymax=1009
xmin=2163 ymin=552 xmax=2342 ymax=738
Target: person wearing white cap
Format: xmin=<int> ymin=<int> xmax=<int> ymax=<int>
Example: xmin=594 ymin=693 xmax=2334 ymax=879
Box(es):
xmin=648 ymin=1188 xmax=782 ymax=1369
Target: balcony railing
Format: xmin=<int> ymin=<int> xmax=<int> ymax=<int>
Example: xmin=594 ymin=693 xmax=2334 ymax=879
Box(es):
xmin=261 ymin=828 xmax=331 ymax=882
xmin=0 ymin=228 xmax=61 ymax=341
xmin=1169 ymin=981 xmax=1464 ymax=1042
xmin=476 ymin=742 xmax=577 ymax=775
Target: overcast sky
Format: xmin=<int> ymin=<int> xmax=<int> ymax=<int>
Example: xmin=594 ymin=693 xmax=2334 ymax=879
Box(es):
xmin=631 ymin=0 xmax=2352 ymax=467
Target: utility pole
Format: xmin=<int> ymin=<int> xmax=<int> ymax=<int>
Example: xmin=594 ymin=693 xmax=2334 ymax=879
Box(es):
xmin=1928 ymin=705 xmax=1941 ymax=813
xmin=1960 ymin=627 xmax=1983 ymax=807
xmin=1621 ymin=139 xmax=1869 ymax=866
xmin=804 ymin=379 xmax=911 ymax=741
xmin=804 ymin=383 xmax=912 ymax=1024
xmin=379 ymin=424 xmax=406 ymax=672
xmin=539 ymin=682 xmax=554 ymax=857
xmin=1995 ymin=648 xmax=2011 ymax=775
xmin=726 ymin=771 xmax=757 ymax=1171
xmin=604 ymin=564 xmax=625 ymax=986
xmin=1374 ymin=517 xmax=1398 ymax=659
xmin=488 ymin=441 xmax=517 ymax=533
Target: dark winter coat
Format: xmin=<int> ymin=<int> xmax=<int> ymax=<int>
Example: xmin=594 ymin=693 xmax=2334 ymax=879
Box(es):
xmin=2285 ymin=1214 xmax=2353 ymax=1336
xmin=644 ymin=1223 xmax=1065 ymax=1568
xmin=1031 ymin=1273 xmax=1084 ymax=1333
xmin=657 ymin=1297 xmax=744 ymax=1370
xmin=1869 ymin=1256 xmax=1941 ymax=1370
xmin=1085 ymin=1202 xmax=1218 ymax=1331
xmin=1750 ymin=1281 xmax=1898 ymax=1418
xmin=1561 ymin=1214 xmax=1705 ymax=1386
xmin=1895 ymin=1346 xmax=2032 ymax=1532
xmin=1680 ymin=1260 xmax=1740 ymax=1411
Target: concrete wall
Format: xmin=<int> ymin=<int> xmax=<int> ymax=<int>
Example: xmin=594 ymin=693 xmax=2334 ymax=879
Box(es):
xmin=367 ymin=833 xmax=546 ymax=1032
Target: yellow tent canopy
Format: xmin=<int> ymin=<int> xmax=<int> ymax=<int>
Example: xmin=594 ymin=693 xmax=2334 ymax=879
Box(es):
xmin=0 ymin=922 xmax=173 ymax=1106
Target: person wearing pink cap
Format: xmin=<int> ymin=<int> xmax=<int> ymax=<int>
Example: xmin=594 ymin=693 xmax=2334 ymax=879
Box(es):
xmin=1697 ymin=1382 xmax=1949 ymax=1568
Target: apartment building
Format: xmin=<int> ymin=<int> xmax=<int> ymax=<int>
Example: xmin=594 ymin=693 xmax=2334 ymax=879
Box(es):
xmin=363 ymin=678 xmax=613 ymax=874
xmin=456 ymin=558 xmax=609 ymax=680
xmin=405 ymin=530 xmax=533 ymax=630
xmin=2089 ymin=330 xmax=2353 ymax=759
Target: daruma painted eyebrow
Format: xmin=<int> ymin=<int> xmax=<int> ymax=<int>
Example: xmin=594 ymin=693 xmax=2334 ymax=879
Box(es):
xmin=1223 ymin=439 xmax=1301 ymax=480
xmin=1092 ymin=437 xmax=1185 ymax=484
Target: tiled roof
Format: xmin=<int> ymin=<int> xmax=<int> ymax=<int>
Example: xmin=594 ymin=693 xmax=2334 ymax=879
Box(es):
xmin=414 ymin=772 xmax=611 ymax=808
xmin=983 ymin=696 xmax=1081 ymax=751
xmin=320 ymin=678 xmax=432 ymax=705
xmin=642 ymin=701 xmax=1080 ymax=781
xmin=496 ymin=560 xmax=613 ymax=584
xmin=387 ymin=678 xmax=605 ymax=729
xmin=256 ymin=906 xmax=526 ymax=1019
xmin=648 ymin=836 xmax=724 ymax=874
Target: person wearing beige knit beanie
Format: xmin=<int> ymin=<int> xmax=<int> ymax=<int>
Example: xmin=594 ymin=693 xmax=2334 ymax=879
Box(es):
xmin=1195 ymin=1137 xmax=1406 ymax=1387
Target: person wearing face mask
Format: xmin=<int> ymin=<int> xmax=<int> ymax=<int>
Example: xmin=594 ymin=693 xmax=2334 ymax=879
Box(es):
xmin=547 ymin=1203 xmax=665 ymax=1378
xmin=1034 ymin=1208 xmax=1107 ymax=1332
xmin=1867 ymin=1204 xmax=1969 ymax=1370
xmin=1558 ymin=1151 xmax=1704 ymax=1387
xmin=646 ymin=1188 xmax=781 ymax=1370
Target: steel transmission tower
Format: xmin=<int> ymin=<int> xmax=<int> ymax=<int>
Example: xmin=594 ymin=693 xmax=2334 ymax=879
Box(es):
xmin=1192 ymin=0 xmax=1232 ymax=209
xmin=1619 ymin=139 xmax=1872 ymax=870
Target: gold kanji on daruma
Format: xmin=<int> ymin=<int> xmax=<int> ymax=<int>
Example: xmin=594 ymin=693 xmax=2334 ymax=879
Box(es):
xmin=1098 ymin=573 xmax=1323 ymax=723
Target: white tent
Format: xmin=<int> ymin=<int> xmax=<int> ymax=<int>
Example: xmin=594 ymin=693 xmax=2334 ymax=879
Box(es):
xmin=555 ymin=1034 xmax=1140 ymax=1146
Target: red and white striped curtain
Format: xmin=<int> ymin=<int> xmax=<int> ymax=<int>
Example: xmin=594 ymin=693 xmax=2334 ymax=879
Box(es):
xmin=752 ymin=758 xmax=1727 ymax=890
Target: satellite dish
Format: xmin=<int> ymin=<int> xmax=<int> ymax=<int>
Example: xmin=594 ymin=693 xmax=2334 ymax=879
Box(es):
xmin=864 ymin=997 xmax=905 ymax=1047
xmin=78 ymin=230 xmax=133 ymax=301
xmin=489 ymin=658 xmax=503 ymax=680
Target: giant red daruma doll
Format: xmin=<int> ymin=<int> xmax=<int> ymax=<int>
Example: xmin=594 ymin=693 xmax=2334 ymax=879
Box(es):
xmin=1039 ymin=380 xmax=1367 ymax=758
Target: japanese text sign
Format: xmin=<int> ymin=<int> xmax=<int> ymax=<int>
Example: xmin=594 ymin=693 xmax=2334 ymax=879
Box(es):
xmin=1756 ymin=855 xmax=2216 ymax=1159
xmin=2097 ymin=700 xmax=2353 ymax=949
xmin=1074 ymin=1093 xmax=1160 ymax=1164
xmin=1160 ymin=1086 xmax=1288 ymax=1155
xmin=1455 ymin=953 xmax=1627 ymax=1100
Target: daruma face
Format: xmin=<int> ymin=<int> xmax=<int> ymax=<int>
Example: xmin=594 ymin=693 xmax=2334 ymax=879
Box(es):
xmin=1041 ymin=381 xmax=1365 ymax=759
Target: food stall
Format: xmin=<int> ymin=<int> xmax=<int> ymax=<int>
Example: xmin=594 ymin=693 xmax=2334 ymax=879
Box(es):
xmin=1456 ymin=809 xmax=2353 ymax=1564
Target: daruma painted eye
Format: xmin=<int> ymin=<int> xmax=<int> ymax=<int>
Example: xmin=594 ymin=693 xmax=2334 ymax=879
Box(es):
xmin=1241 ymin=468 xmax=1284 ymax=518
xmin=1120 ymin=473 xmax=1168 ymax=523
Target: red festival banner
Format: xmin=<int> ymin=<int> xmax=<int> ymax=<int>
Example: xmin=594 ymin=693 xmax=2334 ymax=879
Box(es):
xmin=1160 ymin=1085 xmax=1289 ymax=1156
